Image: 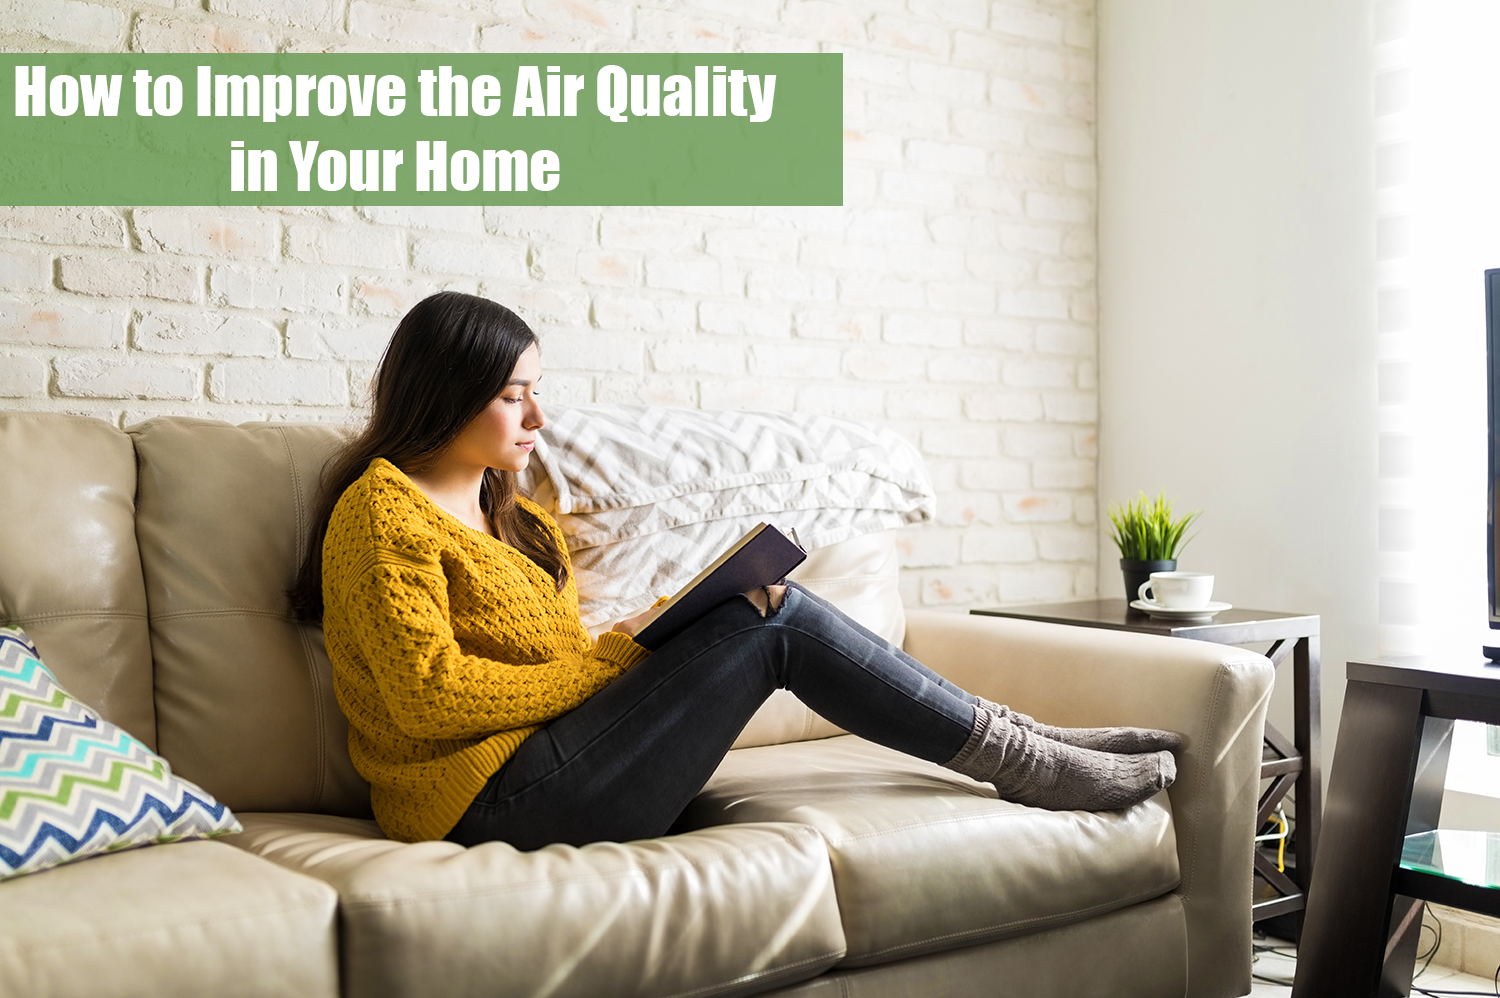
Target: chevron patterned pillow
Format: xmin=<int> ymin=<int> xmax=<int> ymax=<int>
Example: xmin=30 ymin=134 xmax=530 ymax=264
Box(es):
xmin=0 ymin=626 xmax=240 ymax=880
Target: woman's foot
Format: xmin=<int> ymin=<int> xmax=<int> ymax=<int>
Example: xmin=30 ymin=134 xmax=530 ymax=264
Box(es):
xmin=978 ymin=697 xmax=1183 ymax=754
xmin=947 ymin=702 xmax=1176 ymax=811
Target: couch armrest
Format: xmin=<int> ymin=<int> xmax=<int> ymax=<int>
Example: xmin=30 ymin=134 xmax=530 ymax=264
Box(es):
xmin=903 ymin=610 xmax=1274 ymax=998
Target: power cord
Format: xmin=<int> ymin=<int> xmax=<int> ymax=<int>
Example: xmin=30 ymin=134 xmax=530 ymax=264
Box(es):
xmin=1251 ymin=932 xmax=1297 ymax=987
xmin=1406 ymin=909 xmax=1500 ymax=997
xmin=1255 ymin=805 xmax=1291 ymax=871
xmin=1417 ymin=914 xmax=1444 ymax=980
xmin=1254 ymin=942 xmax=1299 ymax=959
xmin=1405 ymin=961 xmax=1500 ymax=998
xmin=1248 ymin=909 xmax=1500 ymax=996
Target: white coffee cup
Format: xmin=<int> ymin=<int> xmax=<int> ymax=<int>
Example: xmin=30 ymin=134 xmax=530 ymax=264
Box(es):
xmin=1138 ymin=572 xmax=1214 ymax=610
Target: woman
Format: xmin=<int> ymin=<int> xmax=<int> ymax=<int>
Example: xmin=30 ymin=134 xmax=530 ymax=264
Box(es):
xmin=290 ymin=291 xmax=1179 ymax=850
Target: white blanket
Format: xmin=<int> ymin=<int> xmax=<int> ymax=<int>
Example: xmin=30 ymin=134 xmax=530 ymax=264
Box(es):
xmin=518 ymin=405 xmax=934 ymax=625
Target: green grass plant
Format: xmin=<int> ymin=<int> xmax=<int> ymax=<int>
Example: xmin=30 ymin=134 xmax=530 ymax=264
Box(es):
xmin=1108 ymin=491 xmax=1201 ymax=562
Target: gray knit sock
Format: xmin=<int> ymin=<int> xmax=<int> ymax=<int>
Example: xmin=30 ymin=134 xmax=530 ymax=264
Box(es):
xmin=978 ymin=698 xmax=1183 ymax=754
xmin=947 ymin=702 xmax=1176 ymax=812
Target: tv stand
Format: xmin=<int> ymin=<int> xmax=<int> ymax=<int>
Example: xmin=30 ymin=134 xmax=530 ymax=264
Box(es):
xmin=1483 ymin=644 xmax=1500 ymax=662
xmin=1293 ymin=656 xmax=1500 ymax=995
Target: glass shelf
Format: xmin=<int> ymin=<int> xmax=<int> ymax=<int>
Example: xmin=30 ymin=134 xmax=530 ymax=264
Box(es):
xmin=1400 ymin=829 xmax=1500 ymax=890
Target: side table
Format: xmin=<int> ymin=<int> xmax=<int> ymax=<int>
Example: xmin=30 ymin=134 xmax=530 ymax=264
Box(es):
xmin=1292 ymin=657 xmax=1500 ymax=997
xmin=971 ymin=598 xmax=1322 ymax=931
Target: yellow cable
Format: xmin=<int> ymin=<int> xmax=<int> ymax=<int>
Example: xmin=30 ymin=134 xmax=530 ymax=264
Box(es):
xmin=1277 ymin=811 xmax=1288 ymax=872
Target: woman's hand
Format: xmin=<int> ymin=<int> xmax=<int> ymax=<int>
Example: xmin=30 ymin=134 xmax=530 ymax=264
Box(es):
xmin=610 ymin=607 xmax=656 ymax=638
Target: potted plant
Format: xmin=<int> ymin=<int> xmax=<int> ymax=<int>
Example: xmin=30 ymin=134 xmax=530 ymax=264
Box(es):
xmin=1108 ymin=491 xmax=1202 ymax=603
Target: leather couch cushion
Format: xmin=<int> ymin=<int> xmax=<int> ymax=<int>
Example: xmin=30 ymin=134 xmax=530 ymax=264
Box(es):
xmin=0 ymin=839 xmax=339 ymax=998
xmin=128 ymin=417 xmax=369 ymax=817
xmin=0 ymin=413 xmax=155 ymax=748
xmin=785 ymin=530 xmax=905 ymax=648
xmin=755 ymin=894 xmax=1188 ymax=998
xmin=231 ymin=812 xmax=846 ymax=998
xmin=679 ymin=735 xmax=1180 ymax=968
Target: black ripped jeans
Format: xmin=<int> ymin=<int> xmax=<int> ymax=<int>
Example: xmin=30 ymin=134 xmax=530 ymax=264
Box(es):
xmin=444 ymin=582 xmax=978 ymax=850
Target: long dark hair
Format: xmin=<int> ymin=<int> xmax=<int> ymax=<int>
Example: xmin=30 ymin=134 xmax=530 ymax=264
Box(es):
xmin=289 ymin=291 xmax=568 ymax=622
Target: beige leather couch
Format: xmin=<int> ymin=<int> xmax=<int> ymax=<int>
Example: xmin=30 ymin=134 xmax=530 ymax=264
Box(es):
xmin=0 ymin=411 xmax=1274 ymax=998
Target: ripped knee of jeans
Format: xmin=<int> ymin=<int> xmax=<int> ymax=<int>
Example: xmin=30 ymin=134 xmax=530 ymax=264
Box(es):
xmin=743 ymin=584 xmax=788 ymax=618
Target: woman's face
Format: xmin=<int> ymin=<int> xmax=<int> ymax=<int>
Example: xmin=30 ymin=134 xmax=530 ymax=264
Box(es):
xmin=448 ymin=342 xmax=546 ymax=474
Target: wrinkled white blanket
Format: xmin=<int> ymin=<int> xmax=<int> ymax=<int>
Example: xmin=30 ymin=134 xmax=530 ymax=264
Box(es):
xmin=517 ymin=405 xmax=934 ymax=625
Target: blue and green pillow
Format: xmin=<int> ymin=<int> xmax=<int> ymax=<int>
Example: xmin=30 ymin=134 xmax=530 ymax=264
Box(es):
xmin=0 ymin=625 xmax=239 ymax=880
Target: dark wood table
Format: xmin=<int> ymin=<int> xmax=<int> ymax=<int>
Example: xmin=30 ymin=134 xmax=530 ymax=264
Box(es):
xmin=1292 ymin=656 xmax=1500 ymax=997
xmin=971 ymin=599 xmax=1322 ymax=930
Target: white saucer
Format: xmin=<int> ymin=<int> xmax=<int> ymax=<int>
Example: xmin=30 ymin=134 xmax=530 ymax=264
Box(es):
xmin=1130 ymin=599 xmax=1232 ymax=621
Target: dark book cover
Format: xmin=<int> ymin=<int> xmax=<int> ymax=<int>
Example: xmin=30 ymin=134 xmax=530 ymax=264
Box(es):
xmin=632 ymin=523 xmax=807 ymax=651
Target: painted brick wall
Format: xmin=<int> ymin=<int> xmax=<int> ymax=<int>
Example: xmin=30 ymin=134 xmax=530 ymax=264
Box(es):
xmin=0 ymin=0 xmax=1099 ymax=610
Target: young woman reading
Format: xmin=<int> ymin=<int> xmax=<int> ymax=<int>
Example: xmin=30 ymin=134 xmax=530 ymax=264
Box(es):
xmin=289 ymin=291 xmax=1180 ymax=849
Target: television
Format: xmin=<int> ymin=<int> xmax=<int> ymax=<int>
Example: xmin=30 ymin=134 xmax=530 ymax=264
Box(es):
xmin=1488 ymin=268 xmax=1500 ymax=655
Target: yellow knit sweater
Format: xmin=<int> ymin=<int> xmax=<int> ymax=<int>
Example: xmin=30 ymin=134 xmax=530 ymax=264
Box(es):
xmin=321 ymin=458 xmax=649 ymax=843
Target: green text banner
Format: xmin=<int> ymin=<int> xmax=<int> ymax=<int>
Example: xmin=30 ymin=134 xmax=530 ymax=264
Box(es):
xmin=0 ymin=53 xmax=842 ymax=206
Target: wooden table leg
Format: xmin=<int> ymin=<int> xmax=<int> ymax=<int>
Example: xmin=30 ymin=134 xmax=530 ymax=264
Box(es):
xmin=1379 ymin=716 xmax=1454 ymax=998
xmin=1292 ymin=680 xmax=1426 ymax=997
xmin=1294 ymin=634 xmax=1323 ymax=935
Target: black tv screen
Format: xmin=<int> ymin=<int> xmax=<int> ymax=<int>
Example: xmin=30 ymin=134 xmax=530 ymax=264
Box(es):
xmin=1489 ymin=269 xmax=1500 ymax=626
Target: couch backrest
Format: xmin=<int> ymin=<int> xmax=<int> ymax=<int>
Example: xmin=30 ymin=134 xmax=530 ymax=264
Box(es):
xmin=0 ymin=413 xmax=158 ymax=748
xmin=128 ymin=417 xmax=371 ymax=817
xmin=13 ymin=413 xmax=910 ymax=815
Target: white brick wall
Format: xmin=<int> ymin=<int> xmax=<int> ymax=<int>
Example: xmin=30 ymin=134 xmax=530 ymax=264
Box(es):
xmin=0 ymin=0 xmax=1100 ymax=611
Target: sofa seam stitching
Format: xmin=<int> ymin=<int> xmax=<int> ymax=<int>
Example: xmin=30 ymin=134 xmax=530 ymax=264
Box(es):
xmin=821 ymin=804 xmax=1170 ymax=845
xmin=6 ymin=610 xmax=149 ymax=621
xmin=1180 ymin=663 xmax=1229 ymax=903
xmin=649 ymin=951 xmax=846 ymax=998
xmin=152 ymin=608 xmax=296 ymax=621
xmin=843 ymin=882 xmax=1176 ymax=964
xmin=334 ymin=830 xmax=825 ymax=908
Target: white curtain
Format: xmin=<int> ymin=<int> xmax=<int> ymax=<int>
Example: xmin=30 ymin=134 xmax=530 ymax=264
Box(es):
xmin=1385 ymin=0 xmax=1500 ymax=794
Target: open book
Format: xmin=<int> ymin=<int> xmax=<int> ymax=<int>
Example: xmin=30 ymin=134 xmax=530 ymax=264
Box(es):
xmin=630 ymin=523 xmax=807 ymax=651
